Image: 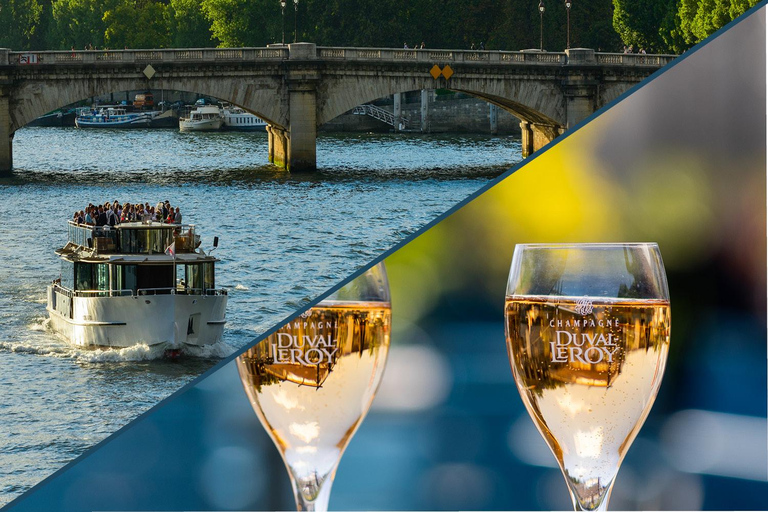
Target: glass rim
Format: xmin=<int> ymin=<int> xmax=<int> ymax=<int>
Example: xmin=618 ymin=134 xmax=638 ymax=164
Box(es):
xmin=515 ymin=242 xmax=660 ymax=249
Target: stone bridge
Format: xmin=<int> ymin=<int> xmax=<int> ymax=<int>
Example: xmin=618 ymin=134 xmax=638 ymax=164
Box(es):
xmin=0 ymin=44 xmax=674 ymax=172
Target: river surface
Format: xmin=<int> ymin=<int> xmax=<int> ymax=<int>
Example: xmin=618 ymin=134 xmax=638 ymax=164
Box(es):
xmin=0 ymin=127 xmax=521 ymax=505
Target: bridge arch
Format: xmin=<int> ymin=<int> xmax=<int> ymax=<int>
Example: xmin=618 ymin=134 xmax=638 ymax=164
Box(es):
xmin=10 ymin=76 xmax=287 ymax=132
xmin=316 ymin=73 xmax=565 ymax=130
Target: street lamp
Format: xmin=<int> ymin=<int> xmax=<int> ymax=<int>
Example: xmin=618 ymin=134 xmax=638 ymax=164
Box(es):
xmin=538 ymin=1 xmax=545 ymax=51
xmin=293 ymin=0 xmax=299 ymax=43
xmin=565 ymin=0 xmax=571 ymax=49
xmin=280 ymin=0 xmax=286 ymax=45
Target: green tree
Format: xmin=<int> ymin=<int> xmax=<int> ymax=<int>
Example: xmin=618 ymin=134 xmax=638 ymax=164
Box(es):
xmin=613 ymin=0 xmax=677 ymax=52
xmin=0 ymin=0 xmax=45 ymax=49
xmin=103 ymin=0 xmax=171 ymax=48
xmin=201 ymin=0 xmax=278 ymax=46
xmin=674 ymin=0 xmax=758 ymax=50
xmin=169 ymin=0 xmax=216 ymax=47
xmin=51 ymin=0 xmax=118 ymax=49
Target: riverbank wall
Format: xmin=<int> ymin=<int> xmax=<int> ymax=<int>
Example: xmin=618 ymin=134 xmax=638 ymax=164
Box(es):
xmin=320 ymin=90 xmax=522 ymax=135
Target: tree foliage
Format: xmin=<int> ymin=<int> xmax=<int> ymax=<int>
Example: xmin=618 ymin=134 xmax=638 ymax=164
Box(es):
xmin=50 ymin=0 xmax=117 ymax=49
xmin=613 ymin=0 xmax=760 ymax=54
xmin=170 ymin=0 xmax=215 ymax=47
xmin=0 ymin=0 xmax=45 ymax=50
xmin=103 ymin=0 xmax=171 ymax=48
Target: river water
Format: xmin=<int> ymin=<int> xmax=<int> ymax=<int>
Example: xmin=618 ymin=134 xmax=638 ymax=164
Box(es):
xmin=0 ymin=127 xmax=520 ymax=504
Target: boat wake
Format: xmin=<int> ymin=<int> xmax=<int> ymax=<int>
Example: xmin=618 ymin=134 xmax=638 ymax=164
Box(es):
xmin=27 ymin=317 xmax=51 ymax=331
xmin=2 ymin=316 xmax=236 ymax=363
xmin=182 ymin=340 xmax=236 ymax=358
xmin=0 ymin=338 xmax=165 ymax=362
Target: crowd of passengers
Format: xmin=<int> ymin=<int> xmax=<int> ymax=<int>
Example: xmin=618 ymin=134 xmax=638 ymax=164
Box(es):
xmin=72 ymin=200 xmax=183 ymax=227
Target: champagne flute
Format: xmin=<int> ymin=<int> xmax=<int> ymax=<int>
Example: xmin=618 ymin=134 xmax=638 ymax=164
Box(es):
xmin=504 ymin=243 xmax=670 ymax=511
xmin=237 ymin=263 xmax=391 ymax=512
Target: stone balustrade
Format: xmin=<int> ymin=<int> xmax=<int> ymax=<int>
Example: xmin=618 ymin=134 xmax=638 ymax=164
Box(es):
xmin=2 ymin=46 xmax=675 ymax=67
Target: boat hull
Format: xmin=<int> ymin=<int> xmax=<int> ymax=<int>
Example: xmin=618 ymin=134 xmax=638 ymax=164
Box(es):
xmin=28 ymin=110 xmax=76 ymax=127
xmin=75 ymin=117 xmax=152 ymax=129
xmin=179 ymin=118 xmax=223 ymax=132
xmin=223 ymin=123 xmax=267 ymax=132
xmin=47 ymin=286 xmax=227 ymax=349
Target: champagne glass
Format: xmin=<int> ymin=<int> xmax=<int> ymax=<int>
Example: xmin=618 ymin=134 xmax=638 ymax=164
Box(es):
xmin=237 ymin=263 xmax=391 ymax=511
xmin=504 ymin=243 xmax=670 ymax=511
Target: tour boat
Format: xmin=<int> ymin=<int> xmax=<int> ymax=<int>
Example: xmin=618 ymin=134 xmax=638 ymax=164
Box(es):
xmin=221 ymin=105 xmax=267 ymax=131
xmin=75 ymin=107 xmax=152 ymax=129
xmin=47 ymin=220 xmax=227 ymax=351
xmin=179 ymin=105 xmax=223 ymax=132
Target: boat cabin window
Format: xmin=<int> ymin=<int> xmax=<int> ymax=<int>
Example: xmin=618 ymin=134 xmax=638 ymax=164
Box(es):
xmin=112 ymin=265 xmax=137 ymax=292
xmin=204 ymin=262 xmax=215 ymax=290
xmin=113 ymin=264 xmax=173 ymax=293
xmin=61 ymin=260 xmax=74 ymax=290
xmin=179 ymin=262 xmax=215 ymax=292
xmin=119 ymin=228 xmax=173 ymax=254
xmin=183 ymin=263 xmax=202 ymax=291
xmin=74 ymin=262 xmax=109 ymax=291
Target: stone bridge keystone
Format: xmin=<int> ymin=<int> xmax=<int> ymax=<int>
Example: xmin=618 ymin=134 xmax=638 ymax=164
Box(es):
xmin=0 ymin=45 xmax=674 ymax=172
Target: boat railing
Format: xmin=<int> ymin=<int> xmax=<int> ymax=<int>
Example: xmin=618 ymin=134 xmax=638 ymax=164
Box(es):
xmin=52 ymin=282 xmax=226 ymax=298
xmin=74 ymin=289 xmax=134 ymax=297
xmin=66 ymin=221 xmax=198 ymax=254
xmin=138 ymin=287 xmax=227 ymax=296
xmin=137 ymin=287 xmax=175 ymax=296
xmin=67 ymin=222 xmax=119 ymax=249
xmin=51 ymin=284 xmax=132 ymax=298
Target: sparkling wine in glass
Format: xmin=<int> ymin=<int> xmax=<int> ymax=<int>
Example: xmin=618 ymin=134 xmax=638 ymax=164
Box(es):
xmin=237 ymin=263 xmax=391 ymax=511
xmin=505 ymin=243 xmax=670 ymax=511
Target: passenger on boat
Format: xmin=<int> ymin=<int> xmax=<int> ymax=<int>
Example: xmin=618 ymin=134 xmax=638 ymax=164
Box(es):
xmin=73 ymin=199 xmax=188 ymax=227
xmin=96 ymin=206 xmax=107 ymax=226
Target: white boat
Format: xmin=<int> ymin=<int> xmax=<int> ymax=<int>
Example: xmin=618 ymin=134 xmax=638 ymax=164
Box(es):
xmin=179 ymin=105 xmax=223 ymax=132
xmin=75 ymin=107 xmax=152 ymax=129
xmin=221 ymin=105 xmax=267 ymax=131
xmin=47 ymin=220 xmax=227 ymax=351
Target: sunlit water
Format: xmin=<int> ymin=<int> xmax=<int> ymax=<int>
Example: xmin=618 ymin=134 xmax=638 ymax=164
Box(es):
xmin=0 ymin=127 xmax=520 ymax=504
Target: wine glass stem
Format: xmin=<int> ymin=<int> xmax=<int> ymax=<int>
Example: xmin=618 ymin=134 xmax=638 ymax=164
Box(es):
xmin=568 ymin=481 xmax=614 ymax=512
xmin=573 ymin=498 xmax=610 ymax=512
xmin=293 ymin=477 xmax=334 ymax=512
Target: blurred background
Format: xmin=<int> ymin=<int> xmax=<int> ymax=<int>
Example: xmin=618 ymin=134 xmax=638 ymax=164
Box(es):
xmin=5 ymin=6 xmax=766 ymax=512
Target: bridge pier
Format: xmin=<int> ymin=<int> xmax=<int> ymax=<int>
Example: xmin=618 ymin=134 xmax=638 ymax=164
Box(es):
xmin=519 ymin=121 xmax=533 ymax=157
xmin=489 ymin=104 xmax=498 ymax=135
xmin=563 ymin=48 xmax=599 ymax=129
xmin=519 ymin=121 xmax=564 ymax=157
xmin=0 ymin=91 xmax=11 ymax=173
xmin=420 ymin=90 xmax=430 ymax=133
xmin=267 ymin=125 xmax=289 ymax=168
xmin=393 ymin=93 xmax=402 ymax=131
xmin=285 ymin=43 xmax=319 ymax=172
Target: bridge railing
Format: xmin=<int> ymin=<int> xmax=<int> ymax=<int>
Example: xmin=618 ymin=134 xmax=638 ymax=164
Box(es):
xmin=5 ymin=47 xmax=290 ymax=65
xmin=595 ymin=52 xmax=676 ymax=66
xmin=316 ymin=47 xmax=569 ymax=64
xmin=3 ymin=46 xmax=675 ymax=67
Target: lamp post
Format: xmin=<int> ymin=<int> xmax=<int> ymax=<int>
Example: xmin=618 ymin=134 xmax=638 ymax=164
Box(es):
xmin=565 ymin=0 xmax=571 ymax=49
xmin=538 ymin=1 xmax=545 ymax=51
xmin=293 ymin=0 xmax=299 ymax=43
xmin=280 ymin=0 xmax=286 ymax=45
